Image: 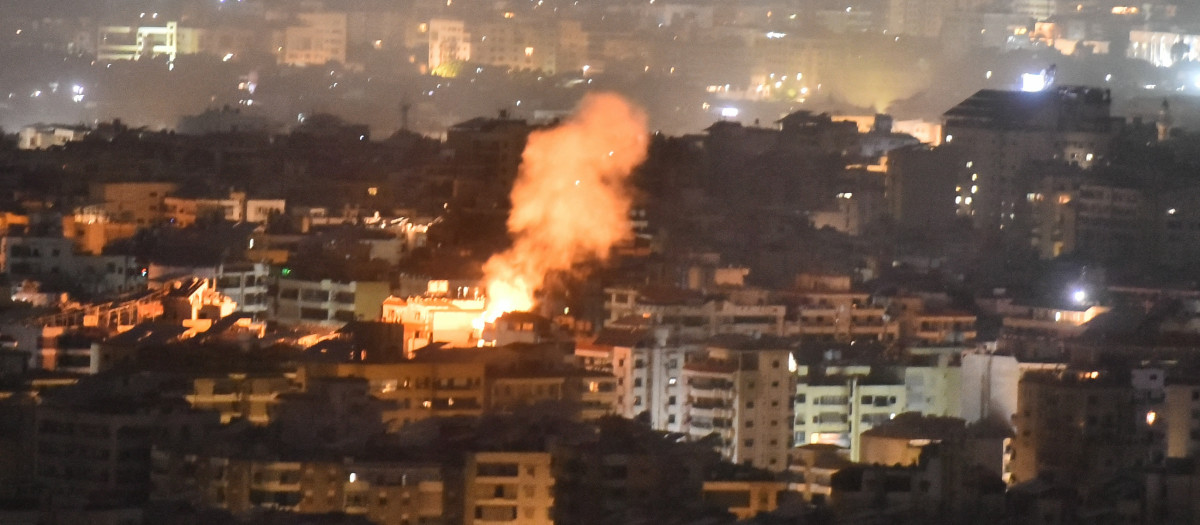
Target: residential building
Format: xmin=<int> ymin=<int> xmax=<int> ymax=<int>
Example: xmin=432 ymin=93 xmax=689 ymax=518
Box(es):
xmin=794 ymin=361 xmax=907 ymax=461
xmin=277 ymin=13 xmax=347 ymax=66
xmin=701 ymin=480 xmax=790 ymax=520
xmin=36 ymin=388 xmax=217 ymax=508
xmin=163 ymin=191 xmax=285 ymax=227
xmin=998 ymin=300 xmax=1110 ymax=356
xmin=275 ymin=278 xmax=390 ymax=327
xmin=185 ymin=373 xmax=298 ymax=424
xmin=886 ymin=145 xmax=964 ymax=231
xmin=301 ymin=354 xmax=487 ymax=429
xmin=463 ymin=452 xmax=555 ymax=525
xmin=62 ymin=207 xmax=139 ymax=255
xmin=443 ymin=115 xmax=534 ymax=188
xmin=381 ymin=294 xmax=485 ymax=354
xmin=488 ymin=369 xmax=619 ymax=421
xmin=151 ymin=449 xmax=444 ymax=522
xmin=89 ymin=181 xmax=179 ymax=226
xmin=605 ymin=286 xmax=786 ymax=340
xmin=98 ymin=21 xmax=182 ymax=62
xmin=17 ymin=124 xmax=89 ymax=150
xmin=1011 ymin=369 xmax=1165 ymax=486
xmin=428 ymin=18 xmax=471 ymax=75
xmin=1164 ymin=379 xmax=1200 ymax=459
xmin=592 ymin=326 xmax=691 ymax=432
xmin=788 ymin=443 xmax=852 ymax=504
xmin=1030 ymin=174 xmax=1145 ymax=260
xmin=903 ymin=352 xmax=963 ymax=418
xmin=1128 ymin=30 xmax=1200 ymax=67
xmin=788 ymin=291 xmax=899 ymax=343
xmin=941 ymin=86 xmax=1121 ymax=231
xmin=681 ymin=336 xmax=795 ymax=471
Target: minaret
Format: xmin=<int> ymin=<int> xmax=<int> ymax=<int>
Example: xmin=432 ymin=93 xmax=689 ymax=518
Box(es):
xmin=1157 ymin=99 xmax=1173 ymax=142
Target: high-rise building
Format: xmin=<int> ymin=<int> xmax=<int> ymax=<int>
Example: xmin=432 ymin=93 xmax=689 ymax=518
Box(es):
xmin=680 ymin=336 xmax=795 ymax=471
xmin=1011 ymin=369 xmax=1164 ymax=486
xmin=942 ymin=86 xmax=1121 ymax=231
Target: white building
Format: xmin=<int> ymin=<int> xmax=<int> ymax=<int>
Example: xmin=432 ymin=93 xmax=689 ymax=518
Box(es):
xmin=98 ymin=21 xmax=181 ymax=62
xmin=681 ymin=337 xmax=795 ymax=471
xmin=1128 ymin=30 xmax=1200 ymax=68
xmin=604 ymin=286 xmax=786 ymax=339
xmin=275 ymin=279 xmax=390 ymax=327
xmin=793 ymin=365 xmax=906 ymax=461
xmin=277 ymin=13 xmax=347 ymax=66
xmin=148 ymin=262 xmax=271 ymax=316
xmin=18 ymin=124 xmax=89 ymax=150
xmin=959 ymin=350 xmax=1066 ymax=428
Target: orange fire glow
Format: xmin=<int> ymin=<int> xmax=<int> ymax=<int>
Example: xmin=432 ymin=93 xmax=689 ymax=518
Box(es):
xmin=481 ymin=92 xmax=649 ymax=322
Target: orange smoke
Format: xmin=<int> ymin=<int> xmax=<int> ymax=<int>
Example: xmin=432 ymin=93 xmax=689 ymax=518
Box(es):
xmin=481 ymin=93 xmax=649 ymax=322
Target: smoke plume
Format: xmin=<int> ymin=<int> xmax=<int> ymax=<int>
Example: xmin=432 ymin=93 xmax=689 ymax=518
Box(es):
xmin=482 ymin=92 xmax=649 ymax=321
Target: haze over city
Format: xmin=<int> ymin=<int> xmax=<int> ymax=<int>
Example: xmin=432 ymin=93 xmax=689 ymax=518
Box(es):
xmin=6 ymin=0 xmax=1200 ymax=524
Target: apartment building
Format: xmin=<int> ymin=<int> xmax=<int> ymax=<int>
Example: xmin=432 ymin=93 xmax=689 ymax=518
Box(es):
xmin=151 ymin=451 xmax=444 ymax=523
xmin=942 ymin=86 xmax=1121 ymax=231
xmin=185 ymin=373 xmax=298 ymax=424
xmin=382 ymin=294 xmax=485 ymax=353
xmin=1 ymin=236 xmax=146 ymax=296
xmin=795 ymin=368 xmax=906 ymax=461
xmin=301 ymin=355 xmax=486 ymax=429
xmin=36 ymin=397 xmax=216 ymax=508
xmin=277 ymin=12 xmax=347 ymax=66
xmin=464 ymin=452 xmax=555 ymax=525
xmin=1011 ymin=369 xmax=1164 ymax=486
xmin=601 ymin=327 xmax=693 ymax=432
xmin=1165 ymin=378 xmax=1200 ymax=459
xmin=89 ymin=181 xmax=178 ymax=226
xmin=680 ymin=336 xmax=795 ymax=471
xmin=604 ymin=286 xmax=786 ymax=339
xmin=488 ymin=370 xmax=619 ymax=421
xmin=275 ymin=278 xmax=390 ymax=327
xmin=1030 ymin=175 xmax=1144 ymax=260
xmin=788 ymin=291 xmax=899 ymax=343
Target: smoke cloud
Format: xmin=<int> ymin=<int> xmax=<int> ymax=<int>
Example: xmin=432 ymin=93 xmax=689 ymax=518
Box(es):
xmin=482 ymin=92 xmax=649 ymax=321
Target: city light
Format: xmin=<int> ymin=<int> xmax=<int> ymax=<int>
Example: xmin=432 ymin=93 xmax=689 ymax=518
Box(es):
xmin=720 ymin=107 xmax=739 ymax=118
xmin=1021 ymin=72 xmax=1047 ymax=92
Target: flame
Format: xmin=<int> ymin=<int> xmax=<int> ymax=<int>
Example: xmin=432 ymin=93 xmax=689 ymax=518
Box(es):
xmin=481 ymin=92 xmax=649 ymax=322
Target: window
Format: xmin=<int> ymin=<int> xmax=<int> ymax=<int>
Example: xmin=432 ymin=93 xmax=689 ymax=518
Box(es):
xmin=744 ymin=439 xmax=754 ymax=447
xmin=746 ymin=401 xmax=755 ymax=409
xmin=745 ymin=420 xmax=754 ymax=428
xmin=668 ymin=415 xmax=676 ymax=424
xmin=668 ymin=396 xmax=676 ymax=405
xmin=634 ymin=378 xmax=643 ymax=388
xmin=300 ymin=307 xmax=328 ymax=320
